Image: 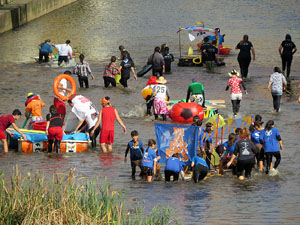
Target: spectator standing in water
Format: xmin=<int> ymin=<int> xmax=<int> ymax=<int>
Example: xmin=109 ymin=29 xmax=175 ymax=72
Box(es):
xmin=74 ymin=54 xmax=94 ymax=88
xmin=147 ymin=46 xmax=165 ymax=77
xmin=90 ymin=96 xmax=127 ymax=153
xmin=103 ymin=56 xmax=119 ymax=88
xmin=162 ymin=47 xmax=174 ymax=73
xmin=38 ymin=39 xmax=53 ymax=63
xmin=118 ymin=53 xmax=137 ymax=88
xmin=225 ymin=69 xmax=248 ymax=117
xmin=279 ymin=34 xmax=297 ymax=78
xmin=52 ymin=40 xmax=73 ymax=66
xmin=235 ymin=35 xmax=255 ymax=79
xmin=268 ymin=67 xmax=287 ymax=112
xmin=119 ymin=45 xmax=134 ymax=66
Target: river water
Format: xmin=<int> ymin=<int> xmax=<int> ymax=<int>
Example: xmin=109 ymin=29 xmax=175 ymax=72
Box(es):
xmin=0 ymin=0 xmax=300 ymax=224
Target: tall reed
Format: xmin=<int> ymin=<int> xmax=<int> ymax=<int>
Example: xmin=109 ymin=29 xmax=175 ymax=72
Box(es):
xmin=0 ymin=165 xmax=182 ymax=225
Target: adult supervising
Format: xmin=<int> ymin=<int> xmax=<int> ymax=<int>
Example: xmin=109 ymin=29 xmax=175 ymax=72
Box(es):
xmin=279 ymin=34 xmax=297 ymax=78
xmin=52 ymin=40 xmax=73 ymax=66
xmin=235 ymin=35 xmax=255 ymax=79
xmin=147 ymin=47 xmax=165 ymax=77
xmin=186 ymin=78 xmax=205 ymax=107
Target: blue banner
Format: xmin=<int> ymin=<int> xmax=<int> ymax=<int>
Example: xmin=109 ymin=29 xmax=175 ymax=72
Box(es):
xmin=154 ymin=123 xmax=199 ymax=166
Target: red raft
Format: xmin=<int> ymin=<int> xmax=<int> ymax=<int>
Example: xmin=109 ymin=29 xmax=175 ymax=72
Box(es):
xmin=171 ymin=102 xmax=204 ymax=122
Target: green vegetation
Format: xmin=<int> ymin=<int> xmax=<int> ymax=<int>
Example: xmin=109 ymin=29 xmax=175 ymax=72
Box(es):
xmin=0 ymin=166 xmax=182 ymax=225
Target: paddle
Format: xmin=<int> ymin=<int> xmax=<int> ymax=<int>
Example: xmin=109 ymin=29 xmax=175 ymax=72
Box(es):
xmin=22 ymin=112 xmax=31 ymax=128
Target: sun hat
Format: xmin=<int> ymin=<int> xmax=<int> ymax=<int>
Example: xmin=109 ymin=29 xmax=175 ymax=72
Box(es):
xmin=101 ymin=96 xmax=110 ymax=105
xmin=228 ymin=69 xmax=240 ymax=77
xmin=27 ymin=92 xmax=35 ymax=98
xmin=156 ymin=76 xmax=167 ymax=84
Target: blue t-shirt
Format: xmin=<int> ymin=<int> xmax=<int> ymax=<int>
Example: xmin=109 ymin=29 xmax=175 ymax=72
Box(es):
xmin=208 ymin=35 xmax=224 ymax=45
xmin=259 ymin=128 xmax=280 ymax=153
xmin=127 ymin=140 xmax=143 ymax=161
xmin=223 ymin=141 xmax=236 ymax=156
xmin=165 ymin=157 xmax=183 ymax=174
xmin=251 ymin=129 xmax=263 ymax=144
xmin=141 ymin=148 xmax=157 ymax=170
xmin=192 ymin=156 xmax=208 ymax=168
xmin=40 ymin=43 xmax=53 ymax=53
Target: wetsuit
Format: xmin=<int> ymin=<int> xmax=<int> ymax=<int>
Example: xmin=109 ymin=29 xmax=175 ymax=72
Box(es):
xmin=163 ymin=52 xmax=174 ymax=73
xmin=236 ymin=41 xmax=253 ymax=78
xmin=281 ymin=40 xmax=296 ymax=77
xmin=120 ymin=59 xmax=134 ymax=88
xmin=46 ymin=113 xmax=63 ymax=153
xmin=200 ymin=42 xmax=211 ymax=64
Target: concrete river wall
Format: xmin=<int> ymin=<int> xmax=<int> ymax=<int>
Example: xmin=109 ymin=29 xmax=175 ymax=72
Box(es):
xmin=0 ymin=0 xmax=78 ymax=33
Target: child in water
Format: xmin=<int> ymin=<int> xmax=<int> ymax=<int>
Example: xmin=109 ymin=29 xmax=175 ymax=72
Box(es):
xmin=124 ymin=130 xmax=144 ymax=178
xmin=103 ymin=56 xmax=119 ymax=88
xmin=141 ymin=139 xmax=157 ymax=183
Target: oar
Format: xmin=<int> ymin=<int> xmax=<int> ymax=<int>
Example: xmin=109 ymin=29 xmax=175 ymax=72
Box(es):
xmin=22 ymin=112 xmax=31 ymax=128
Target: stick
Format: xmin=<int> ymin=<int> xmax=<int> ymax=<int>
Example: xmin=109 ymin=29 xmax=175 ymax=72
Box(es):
xmin=22 ymin=112 xmax=31 ymax=128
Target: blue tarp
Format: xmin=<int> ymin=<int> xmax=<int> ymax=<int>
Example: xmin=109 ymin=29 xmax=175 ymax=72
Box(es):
xmin=10 ymin=131 xmax=89 ymax=143
xmin=154 ymin=123 xmax=199 ymax=166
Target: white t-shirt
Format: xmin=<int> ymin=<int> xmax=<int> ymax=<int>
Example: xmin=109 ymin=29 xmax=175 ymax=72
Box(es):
xmin=54 ymin=44 xmax=72 ymax=57
xmin=59 ymin=78 xmax=67 ymax=96
xmin=152 ymin=84 xmax=169 ymax=99
xmin=85 ymin=113 xmax=99 ymax=129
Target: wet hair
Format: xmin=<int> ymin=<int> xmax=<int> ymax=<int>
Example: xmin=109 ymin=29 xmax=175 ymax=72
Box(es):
xmin=172 ymin=153 xmax=180 ymax=158
xmin=235 ymin=128 xmax=242 ymax=135
xmin=66 ymin=40 xmax=71 ymax=44
xmin=154 ymin=46 xmax=160 ymax=53
xmin=12 ymin=109 xmax=21 ymax=116
xmin=254 ymin=114 xmax=262 ymax=122
xmin=44 ymin=39 xmax=51 ymax=43
xmin=205 ymin=122 xmax=213 ymax=132
xmin=119 ymin=45 xmax=124 ymax=51
xmin=121 ymin=52 xmax=128 ymax=60
xmin=249 ymin=124 xmax=255 ymax=133
xmin=193 ymin=120 xmax=202 ymax=127
xmin=131 ymin=130 xmax=139 ymax=137
xmin=64 ymin=70 xmax=72 ymax=75
xmin=239 ymin=128 xmax=249 ymax=139
xmin=204 ymin=37 xmax=209 ymax=42
xmin=79 ymin=54 xmax=85 ymax=62
xmin=254 ymin=121 xmax=263 ymax=128
xmin=212 ymin=40 xmax=217 ymax=45
xmin=228 ymin=133 xmax=237 ymax=147
xmin=274 ymin=67 xmax=282 ymax=73
xmin=265 ymin=120 xmax=274 ymax=131
xmin=285 ymin=34 xmax=291 ymax=41
xmin=49 ymin=105 xmax=57 ymax=114
xmin=148 ymin=139 xmax=156 ymax=147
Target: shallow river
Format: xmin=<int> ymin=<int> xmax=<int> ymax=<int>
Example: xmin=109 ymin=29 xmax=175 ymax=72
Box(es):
xmin=0 ymin=0 xmax=300 ymax=224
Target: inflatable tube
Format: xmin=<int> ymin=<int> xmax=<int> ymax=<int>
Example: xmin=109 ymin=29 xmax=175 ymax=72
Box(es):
xmin=25 ymin=95 xmax=39 ymax=106
xmin=142 ymin=88 xmax=153 ymax=100
xmin=193 ymin=56 xmax=202 ymax=64
xmin=53 ymin=74 xmax=76 ymax=101
xmin=137 ymin=64 xmax=152 ymax=77
xmin=171 ymin=102 xmax=204 ymax=122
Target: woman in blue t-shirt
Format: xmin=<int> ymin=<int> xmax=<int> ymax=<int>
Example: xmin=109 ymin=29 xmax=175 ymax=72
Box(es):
xmin=250 ymin=121 xmax=265 ymax=172
xmin=259 ymin=120 xmax=283 ymax=175
xmin=141 ymin=139 xmax=157 ymax=182
xmin=164 ymin=153 xmax=184 ymax=182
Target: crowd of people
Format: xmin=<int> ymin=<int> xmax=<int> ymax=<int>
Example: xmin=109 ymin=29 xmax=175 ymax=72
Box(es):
xmin=0 ymin=33 xmax=298 ymax=183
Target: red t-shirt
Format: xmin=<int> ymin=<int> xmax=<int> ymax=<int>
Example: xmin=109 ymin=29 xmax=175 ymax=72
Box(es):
xmin=227 ymin=77 xmax=243 ymax=94
xmin=101 ymin=107 xmax=116 ymax=131
xmin=0 ymin=114 xmax=15 ymax=130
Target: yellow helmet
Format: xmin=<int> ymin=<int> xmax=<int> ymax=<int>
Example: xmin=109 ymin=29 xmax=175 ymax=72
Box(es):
xmin=27 ymin=92 xmax=34 ymax=98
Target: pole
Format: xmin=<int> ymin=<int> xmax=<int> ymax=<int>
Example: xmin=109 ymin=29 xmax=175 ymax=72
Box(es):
xmin=215 ymin=114 xmax=220 ymax=148
xmin=179 ymin=29 xmax=182 ymax=58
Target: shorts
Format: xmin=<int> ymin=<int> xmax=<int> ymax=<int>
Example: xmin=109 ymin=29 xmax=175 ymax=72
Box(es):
xmin=141 ymin=166 xmax=153 ymax=176
xmin=47 ymin=127 xmax=63 ymax=141
xmin=54 ymin=97 xmax=66 ymax=115
xmin=0 ymin=130 xmax=6 ymax=140
xmin=231 ymin=93 xmax=242 ymax=100
xmin=190 ymin=94 xmax=204 ymax=106
xmin=100 ymin=130 xmax=114 ymax=144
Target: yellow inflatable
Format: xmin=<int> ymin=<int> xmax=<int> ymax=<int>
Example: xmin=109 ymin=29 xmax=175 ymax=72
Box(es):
xmin=115 ymin=74 xmax=121 ymax=84
xmin=142 ymin=88 xmax=153 ymax=100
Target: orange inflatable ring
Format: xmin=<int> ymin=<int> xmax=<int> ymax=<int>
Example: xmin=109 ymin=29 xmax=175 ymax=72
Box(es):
xmin=53 ymin=74 xmax=76 ymax=101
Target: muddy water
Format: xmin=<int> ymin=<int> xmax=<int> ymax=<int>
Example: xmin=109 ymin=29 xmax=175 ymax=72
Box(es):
xmin=0 ymin=0 xmax=300 ymax=224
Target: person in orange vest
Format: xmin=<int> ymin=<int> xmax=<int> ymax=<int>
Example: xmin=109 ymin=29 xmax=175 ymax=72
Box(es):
xmin=25 ymin=92 xmax=45 ymax=128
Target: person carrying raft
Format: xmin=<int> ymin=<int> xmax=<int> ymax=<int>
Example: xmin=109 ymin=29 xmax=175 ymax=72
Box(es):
xmin=46 ymin=105 xmax=63 ymax=153
xmin=186 ymin=78 xmax=205 ymax=107
xmin=151 ymin=76 xmax=170 ymax=121
xmin=38 ymin=39 xmax=53 ymax=63
xmin=0 ymin=109 xmax=26 ymax=153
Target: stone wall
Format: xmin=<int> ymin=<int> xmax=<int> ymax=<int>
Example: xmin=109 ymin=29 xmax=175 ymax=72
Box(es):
xmin=0 ymin=0 xmax=78 ymax=33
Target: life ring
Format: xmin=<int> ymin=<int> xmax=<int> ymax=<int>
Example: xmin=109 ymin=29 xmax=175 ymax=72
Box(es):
xmin=171 ymin=102 xmax=204 ymax=122
xmin=193 ymin=56 xmax=202 ymax=64
xmin=53 ymin=74 xmax=76 ymax=101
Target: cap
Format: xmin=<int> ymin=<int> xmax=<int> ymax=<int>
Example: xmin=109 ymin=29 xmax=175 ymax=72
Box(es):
xmin=192 ymin=78 xmax=198 ymax=83
xmin=27 ymin=92 xmax=34 ymax=98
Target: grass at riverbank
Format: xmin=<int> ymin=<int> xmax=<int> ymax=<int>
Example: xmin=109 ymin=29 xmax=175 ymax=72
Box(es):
xmin=0 ymin=166 xmax=181 ymax=225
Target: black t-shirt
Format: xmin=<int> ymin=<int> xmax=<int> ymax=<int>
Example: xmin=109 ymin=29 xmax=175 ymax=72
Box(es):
xmin=200 ymin=43 xmax=211 ymax=52
xmin=46 ymin=113 xmax=62 ymax=128
xmin=237 ymin=41 xmax=253 ymax=58
xmin=121 ymin=60 xmax=133 ymax=79
xmin=206 ymin=45 xmax=217 ymax=61
xmin=233 ymin=139 xmax=257 ymax=161
xmin=163 ymin=53 xmax=174 ymax=67
xmin=281 ymin=40 xmax=296 ymax=56
xmin=122 ymin=50 xmax=134 ymax=66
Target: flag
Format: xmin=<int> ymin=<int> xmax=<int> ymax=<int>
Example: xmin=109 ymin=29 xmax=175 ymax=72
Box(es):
xmin=154 ymin=123 xmax=199 ymax=166
xmin=188 ymin=33 xmax=195 ymax=42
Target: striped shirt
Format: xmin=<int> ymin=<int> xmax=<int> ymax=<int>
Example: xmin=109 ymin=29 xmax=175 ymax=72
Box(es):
xmin=74 ymin=62 xmax=92 ymax=77
xmin=103 ymin=63 xmax=119 ymax=78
